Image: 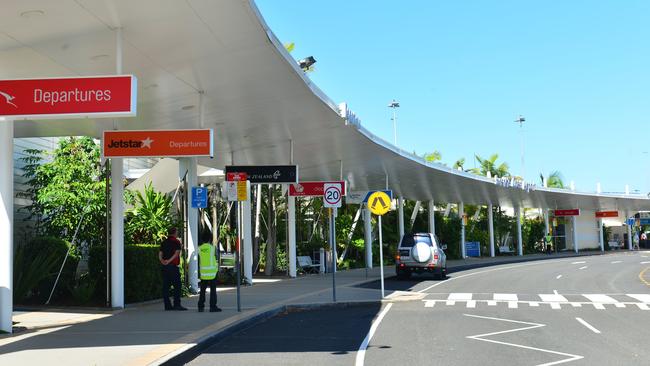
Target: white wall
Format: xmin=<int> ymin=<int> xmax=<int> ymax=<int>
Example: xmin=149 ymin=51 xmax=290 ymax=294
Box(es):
xmin=569 ymin=210 xmax=599 ymax=250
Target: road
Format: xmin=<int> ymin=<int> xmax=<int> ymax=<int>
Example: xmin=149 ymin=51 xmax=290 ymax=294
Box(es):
xmin=186 ymin=251 xmax=650 ymax=366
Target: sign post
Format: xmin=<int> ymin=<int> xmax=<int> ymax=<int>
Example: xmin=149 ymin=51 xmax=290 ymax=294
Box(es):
xmin=191 ymin=186 xmax=208 ymax=209
xmin=367 ymin=190 xmax=392 ymax=298
xmin=226 ymin=173 xmax=248 ymax=312
xmin=323 ymin=183 xmax=342 ymax=302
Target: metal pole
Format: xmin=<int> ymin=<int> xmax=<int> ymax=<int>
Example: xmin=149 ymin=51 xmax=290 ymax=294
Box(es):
xmin=378 ymin=215 xmax=385 ymax=299
xmin=0 ymin=119 xmax=14 ymax=333
xmin=235 ymin=201 xmax=241 ymax=312
xmin=599 ymin=218 xmax=605 ymax=252
xmin=516 ymin=207 xmax=523 ymax=256
xmin=105 ymin=160 xmax=110 ymax=306
xmin=392 ymin=108 xmax=397 ymax=146
xmin=330 ymin=208 xmax=337 ymax=302
xmin=459 ymin=202 xmax=466 ymax=258
xmin=488 ymin=204 xmax=495 ymax=257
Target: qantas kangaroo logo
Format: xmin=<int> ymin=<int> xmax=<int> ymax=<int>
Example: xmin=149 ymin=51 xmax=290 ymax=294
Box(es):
xmin=0 ymin=91 xmax=18 ymax=108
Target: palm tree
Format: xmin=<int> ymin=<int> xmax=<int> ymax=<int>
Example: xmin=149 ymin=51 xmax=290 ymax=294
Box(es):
xmin=540 ymin=171 xmax=565 ymax=188
xmin=453 ymin=157 xmax=466 ymax=170
xmin=470 ymin=153 xmax=510 ymax=177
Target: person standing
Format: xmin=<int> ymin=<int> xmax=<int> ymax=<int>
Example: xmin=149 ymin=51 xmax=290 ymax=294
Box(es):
xmin=633 ymin=231 xmax=640 ymax=251
xmin=545 ymin=232 xmax=553 ymax=255
xmin=197 ymin=232 xmax=221 ymax=312
xmin=159 ymin=227 xmax=187 ymax=311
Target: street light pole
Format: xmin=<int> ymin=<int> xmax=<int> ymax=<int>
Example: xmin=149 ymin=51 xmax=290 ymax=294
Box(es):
xmin=514 ymin=115 xmax=526 ymax=180
xmin=388 ymin=99 xmax=400 ymax=146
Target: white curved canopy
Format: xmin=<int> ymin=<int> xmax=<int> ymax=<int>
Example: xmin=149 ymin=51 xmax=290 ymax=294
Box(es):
xmin=2 ymin=0 xmax=649 ymax=211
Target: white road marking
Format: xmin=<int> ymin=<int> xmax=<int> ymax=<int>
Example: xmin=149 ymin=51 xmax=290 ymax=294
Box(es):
xmin=540 ymin=294 xmax=569 ymax=302
xmin=575 ymin=317 xmax=601 ymax=334
xmin=628 ymin=294 xmax=650 ymax=303
xmin=550 ymin=303 xmax=561 ymax=310
xmin=583 ymin=294 xmax=618 ymax=304
xmin=464 ymin=314 xmax=583 ymax=366
xmin=508 ymin=301 xmax=518 ymax=309
xmin=611 ymin=261 xmax=622 ymax=264
xmin=424 ymin=300 xmax=436 ymax=308
xmin=641 ymin=261 xmax=650 ymax=264
xmin=529 ymin=302 xmax=539 ymax=307
xmin=593 ymin=303 xmax=606 ymax=310
xmin=487 ymin=300 xmax=497 ymax=306
xmin=614 ymin=303 xmax=626 ymax=308
xmin=556 ymin=275 xmax=563 ymax=279
xmin=466 ymin=300 xmax=477 ymax=308
xmin=448 ymin=293 xmax=473 ymax=301
xmin=578 ymin=266 xmax=588 ymax=270
xmin=636 ymin=303 xmax=649 ymax=310
xmin=355 ymin=303 xmax=392 ymax=366
xmin=571 ymin=261 xmax=586 ymax=264
xmin=494 ymin=293 xmax=518 ymax=301
xmin=553 ymin=290 xmax=559 ymax=295
xmin=571 ymin=303 xmax=582 ymax=308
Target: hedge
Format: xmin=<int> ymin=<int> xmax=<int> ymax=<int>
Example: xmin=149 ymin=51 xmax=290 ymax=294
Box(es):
xmin=89 ymin=244 xmax=162 ymax=303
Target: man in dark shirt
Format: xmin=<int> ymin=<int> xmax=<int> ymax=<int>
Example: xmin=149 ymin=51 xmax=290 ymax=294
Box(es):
xmin=159 ymin=227 xmax=187 ymax=311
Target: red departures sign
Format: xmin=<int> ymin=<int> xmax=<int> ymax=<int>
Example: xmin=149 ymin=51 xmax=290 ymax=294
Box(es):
xmin=289 ymin=181 xmax=346 ymax=197
xmin=554 ymin=209 xmax=580 ymax=217
xmin=595 ymin=211 xmax=618 ymax=218
xmin=0 ymin=75 xmax=137 ymax=119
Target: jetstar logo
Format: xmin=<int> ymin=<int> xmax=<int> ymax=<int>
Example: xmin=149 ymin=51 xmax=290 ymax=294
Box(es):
xmin=107 ymin=137 xmax=154 ymax=149
xmin=0 ymin=91 xmax=17 ymax=108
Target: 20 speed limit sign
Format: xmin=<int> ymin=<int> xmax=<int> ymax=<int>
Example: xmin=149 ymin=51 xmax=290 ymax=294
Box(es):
xmin=323 ymin=183 xmax=342 ymax=208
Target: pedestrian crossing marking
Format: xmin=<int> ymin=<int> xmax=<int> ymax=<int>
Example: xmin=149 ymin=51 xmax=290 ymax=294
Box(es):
xmin=593 ymin=303 xmax=606 ymax=310
xmin=466 ymin=300 xmax=476 ymax=308
xmin=424 ymin=300 xmax=436 ymax=308
xmin=615 ymin=303 xmax=626 ymax=308
xmin=487 ymin=301 xmax=497 ymax=306
xmin=508 ymin=301 xmax=518 ymax=309
xmin=448 ymin=293 xmax=472 ymax=301
xmin=636 ymin=303 xmax=649 ymax=310
xmin=494 ymin=293 xmax=518 ymax=301
xmin=529 ymin=302 xmax=539 ymax=307
xmin=583 ymin=294 xmax=618 ymax=304
xmin=550 ymin=303 xmax=561 ymax=310
xmin=628 ymin=294 xmax=650 ymax=303
xmin=539 ymin=294 xmax=568 ymax=302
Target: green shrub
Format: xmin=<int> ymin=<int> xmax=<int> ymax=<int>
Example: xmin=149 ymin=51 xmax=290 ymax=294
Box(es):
xmin=89 ymin=244 xmax=163 ymax=303
xmin=13 ymin=236 xmax=79 ymax=303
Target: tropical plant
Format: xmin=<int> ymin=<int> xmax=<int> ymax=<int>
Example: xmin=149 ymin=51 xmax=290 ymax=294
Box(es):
xmin=423 ymin=150 xmax=442 ymax=163
xmin=453 ymin=158 xmax=466 ymax=170
xmin=124 ymin=183 xmax=174 ymax=245
xmin=471 ymin=153 xmax=510 ymax=178
xmin=540 ymin=171 xmax=565 ymax=188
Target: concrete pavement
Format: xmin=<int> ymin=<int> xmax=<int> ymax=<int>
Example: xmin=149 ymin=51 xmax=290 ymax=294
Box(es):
xmin=1 ymin=250 xmax=644 ymax=365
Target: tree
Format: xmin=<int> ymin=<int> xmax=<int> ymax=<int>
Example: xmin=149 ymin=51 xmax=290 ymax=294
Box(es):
xmin=423 ymin=151 xmax=442 ymax=163
xmin=124 ymin=183 xmax=175 ymax=244
xmin=471 ymin=153 xmax=510 ymax=178
xmin=19 ymin=137 xmax=107 ymax=248
xmin=540 ymin=171 xmax=565 ymax=188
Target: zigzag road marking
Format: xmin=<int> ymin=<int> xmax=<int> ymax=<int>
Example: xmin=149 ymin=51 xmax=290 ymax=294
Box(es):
xmin=464 ymin=314 xmax=583 ymax=366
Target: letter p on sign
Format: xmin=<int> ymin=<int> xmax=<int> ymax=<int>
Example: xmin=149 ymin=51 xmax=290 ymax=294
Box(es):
xmin=323 ymin=183 xmax=342 ymax=208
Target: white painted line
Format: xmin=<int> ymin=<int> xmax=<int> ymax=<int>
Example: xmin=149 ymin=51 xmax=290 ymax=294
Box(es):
xmin=540 ymin=294 xmax=568 ymax=302
xmin=575 ymin=317 xmax=601 ymax=334
xmin=611 ymin=261 xmax=622 ymax=264
xmin=556 ymin=275 xmax=563 ymax=279
xmin=466 ymin=300 xmax=477 ymax=308
xmin=641 ymin=261 xmax=650 ymax=264
xmin=464 ymin=314 xmax=583 ymax=365
xmin=579 ymin=266 xmax=588 ymax=270
xmin=446 ymin=300 xmax=456 ymax=306
xmin=593 ymin=303 xmax=606 ymax=310
xmin=424 ymin=300 xmax=436 ymax=308
xmin=614 ymin=303 xmax=626 ymax=308
xmin=553 ymin=290 xmax=559 ymax=295
xmin=571 ymin=261 xmax=586 ymax=264
xmin=636 ymin=303 xmax=649 ymax=310
xmin=627 ymin=294 xmax=650 ymax=303
xmin=529 ymin=302 xmax=539 ymax=307
xmin=355 ymin=303 xmax=393 ymax=366
xmin=583 ymin=294 xmax=618 ymax=304
xmin=571 ymin=303 xmax=582 ymax=308
xmin=508 ymin=301 xmax=518 ymax=309
xmin=487 ymin=300 xmax=497 ymax=306
xmin=448 ymin=293 xmax=473 ymax=301
xmin=494 ymin=293 xmax=518 ymax=301
xmin=550 ymin=302 xmax=561 ymax=310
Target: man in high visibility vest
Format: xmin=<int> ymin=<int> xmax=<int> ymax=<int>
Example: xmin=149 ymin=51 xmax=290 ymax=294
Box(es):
xmin=198 ymin=232 xmax=221 ymax=312
xmin=545 ymin=232 xmax=553 ymax=255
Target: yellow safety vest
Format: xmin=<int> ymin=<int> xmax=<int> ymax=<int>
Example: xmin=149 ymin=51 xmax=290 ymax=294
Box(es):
xmin=198 ymin=243 xmax=218 ymax=280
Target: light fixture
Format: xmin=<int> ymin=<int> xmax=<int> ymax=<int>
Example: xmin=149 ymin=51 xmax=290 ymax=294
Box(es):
xmin=90 ymin=54 xmax=109 ymax=61
xmin=181 ymin=105 xmax=195 ymax=110
xmin=298 ymin=56 xmax=316 ymax=70
xmin=20 ymin=10 xmax=45 ymax=18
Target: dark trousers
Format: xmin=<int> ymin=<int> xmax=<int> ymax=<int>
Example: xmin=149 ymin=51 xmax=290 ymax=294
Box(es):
xmin=162 ymin=265 xmax=182 ymax=309
xmin=198 ymin=278 xmax=217 ymax=310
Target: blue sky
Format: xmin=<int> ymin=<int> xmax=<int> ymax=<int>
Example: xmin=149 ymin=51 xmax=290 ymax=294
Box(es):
xmin=256 ymin=0 xmax=650 ymax=194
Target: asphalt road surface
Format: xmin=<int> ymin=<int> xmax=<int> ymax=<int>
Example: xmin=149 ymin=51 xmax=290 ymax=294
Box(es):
xmin=187 ymin=251 xmax=650 ymax=366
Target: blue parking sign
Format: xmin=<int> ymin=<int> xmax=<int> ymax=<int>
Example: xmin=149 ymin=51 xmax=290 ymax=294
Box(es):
xmin=191 ymin=186 xmax=208 ymax=208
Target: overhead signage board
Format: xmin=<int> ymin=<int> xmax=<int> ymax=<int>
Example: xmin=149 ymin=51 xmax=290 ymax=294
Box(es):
xmin=554 ymin=209 xmax=580 ymax=217
xmin=595 ymin=211 xmax=618 ymax=218
xmin=225 ymin=165 xmax=298 ymax=184
xmin=0 ymin=75 xmax=137 ymax=119
xmin=191 ymin=186 xmax=208 ymax=209
xmin=103 ymin=129 xmax=213 ymax=158
xmin=323 ymin=183 xmax=342 ymax=208
xmin=226 ymin=172 xmax=248 ymax=182
xmin=346 ymin=190 xmax=393 ymax=204
xmin=367 ymin=191 xmax=391 ymax=215
xmin=289 ymin=181 xmax=346 ymax=197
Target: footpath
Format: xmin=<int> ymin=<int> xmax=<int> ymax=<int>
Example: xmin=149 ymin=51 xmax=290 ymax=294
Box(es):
xmin=0 ymin=250 xmax=626 ymax=366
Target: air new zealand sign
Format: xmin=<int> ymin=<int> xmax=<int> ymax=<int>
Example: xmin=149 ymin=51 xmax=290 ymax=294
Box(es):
xmin=225 ymin=165 xmax=298 ymax=183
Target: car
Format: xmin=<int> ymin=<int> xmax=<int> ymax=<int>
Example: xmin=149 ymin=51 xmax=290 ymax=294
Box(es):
xmin=395 ymin=233 xmax=447 ymax=280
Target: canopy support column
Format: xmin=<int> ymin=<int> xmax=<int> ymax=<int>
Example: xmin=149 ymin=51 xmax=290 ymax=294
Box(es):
xmin=459 ymin=202 xmax=466 ymax=258
xmin=598 ymin=218 xmax=604 ymax=252
xmin=110 ymin=157 xmax=124 ymax=307
xmin=180 ymin=157 xmax=199 ymax=292
xmin=288 ymin=195 xmax=297 ymax=277
xmin=428 ymin=200 xmax=435 ymax=234
xmin=572 ymin=215 xmax=579 ymax=254
xmin=242 ymin=183 xmax=253 ymax=283
xmin=364 ymin=204 xmax=372 ymax=269
xmin=626 ymin=211 xmax=633 ymax=250
xmin=488 ymin=204 xmax=495 ymax=257
xmin=398 ymin=197 xmax=405 ymax=242
xmin=0 ymin=120 xmax=14 ymax=333
xmin=516 ymin=207 xmax=523 ymax=256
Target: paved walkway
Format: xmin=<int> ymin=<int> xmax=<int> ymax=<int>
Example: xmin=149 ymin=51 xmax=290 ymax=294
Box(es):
xmin=0 ymin=250 xmax=629 ymax=365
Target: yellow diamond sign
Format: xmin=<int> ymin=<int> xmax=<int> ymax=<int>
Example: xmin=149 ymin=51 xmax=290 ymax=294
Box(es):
xmin=367 ymin=191 xmax=391 ymax=216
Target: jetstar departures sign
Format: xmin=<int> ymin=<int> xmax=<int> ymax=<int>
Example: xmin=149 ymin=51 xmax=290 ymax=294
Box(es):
xmin=0 ymin=75 xmax=137 ymax=119
xmin=103 ymin=129 xmax=213 ymax=158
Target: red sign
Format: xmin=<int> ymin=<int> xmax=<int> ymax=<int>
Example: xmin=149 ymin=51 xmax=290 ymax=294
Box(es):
xmin=554 ymin=209 xmax=580 ymax=217
xmin=595 ymin=211 xmax=618 ymax=218
xmin=103 ymin=129 xmax=213 ymax=158
xmin=289 ymin=181 xmax=346 ymax=197
xmin=226 ymin=172 xmax=248 ymax=181
xmin=0 ymin=75 xmax=136 ymax=119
